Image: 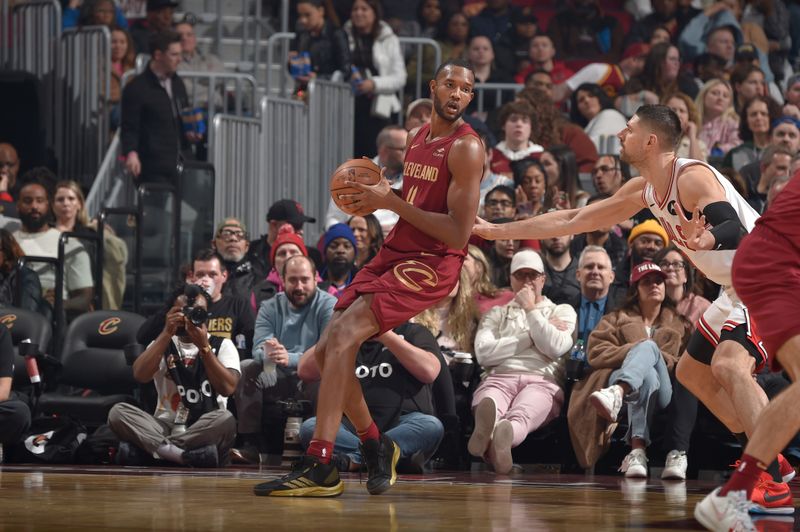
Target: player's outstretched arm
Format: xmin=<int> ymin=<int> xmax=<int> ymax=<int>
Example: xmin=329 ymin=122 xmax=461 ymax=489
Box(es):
xmin=473 ymin=176 xmax=648 ymax=241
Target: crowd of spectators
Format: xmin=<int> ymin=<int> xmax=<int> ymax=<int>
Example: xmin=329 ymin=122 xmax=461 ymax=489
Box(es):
xmin=3 ymin=0 xmax=800 ymax=478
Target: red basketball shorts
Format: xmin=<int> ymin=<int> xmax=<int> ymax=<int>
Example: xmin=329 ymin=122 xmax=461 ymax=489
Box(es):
xmin=733 ymin=224 xmax=800 ymax=364
xmin=334 ymin=245 xmax=463 ymax=335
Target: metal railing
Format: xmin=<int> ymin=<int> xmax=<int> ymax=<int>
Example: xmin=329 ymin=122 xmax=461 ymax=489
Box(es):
xmin=86 ymin=131 xmax=124 ymax=218
xmin=211 ymin=114 xmax=261 ymax=236
xmin=55 ymin=26 xmax=112 ymax=189
xmin=473 ymin=82 xmax=523 ymax=114
xmin=398 ymin=36 xmax=441 ymax=101
xmin=264 ymin=31 xmax=295 ymax=98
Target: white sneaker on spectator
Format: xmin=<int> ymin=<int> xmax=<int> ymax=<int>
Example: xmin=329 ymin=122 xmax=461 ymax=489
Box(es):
xmin=694 ymin=487 xmax=755 ymax=532
xmin=489 ymin=419 xmax=514 ymax=475
xmin=662 ymin=450 xmax=688 ymax=480
xmin=590 ymin=384 xmax=624 ymax=422
xmin=620 ymin=448 xmax=648 ymax=478
xmin=468 ymin=397 xmax=497 ymax=458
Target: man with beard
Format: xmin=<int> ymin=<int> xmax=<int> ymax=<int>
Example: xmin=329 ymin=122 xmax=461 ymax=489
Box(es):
xmin=247 ymin=199 xmax=320 ymax=276
xmin=541 ymin=234 xmax=581 ymax=305
xmin=254 ymin=60 xmax=483 ymax=497
xmin=12 ymin=172 xmax=94 ymax=316
xmin=324 ymin=125 xmax=408 ymax=234
xmin=232 ymin=255 xmax=336 ymax=464
xmin=321 ymin=223 xmax=357 ymax=297
xmin=212 ymin=218 xmax=258 ymax=300
xmin=612 ymin=219 xmax=668 ymax=293
xmin=0 ymin=143 xmax=20 ymax=217
xmin=475 ymin=104 xmax=795 ymax=515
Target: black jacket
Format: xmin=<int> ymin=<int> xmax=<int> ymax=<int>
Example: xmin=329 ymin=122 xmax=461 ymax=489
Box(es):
xmin=293 ymin=21 xmax=352 ymax=79
xmin=121 ymin=66 xmax=191 ymax=181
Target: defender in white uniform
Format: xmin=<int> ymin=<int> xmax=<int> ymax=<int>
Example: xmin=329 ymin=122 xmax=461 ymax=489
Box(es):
xmin=473 ymin=105 xmax=791 ymax=513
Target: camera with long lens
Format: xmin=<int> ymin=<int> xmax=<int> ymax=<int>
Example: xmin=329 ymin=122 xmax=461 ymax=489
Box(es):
xmin=182 ymin=284 xmax=210 ymax=327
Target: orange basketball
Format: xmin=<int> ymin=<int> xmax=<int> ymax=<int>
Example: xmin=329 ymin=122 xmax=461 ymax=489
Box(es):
xmin=329 ymin=158 xmax=381 ymax=217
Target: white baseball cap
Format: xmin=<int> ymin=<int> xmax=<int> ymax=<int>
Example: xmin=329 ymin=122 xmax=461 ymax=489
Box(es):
xmin=510 ymin=249 xmax=544 ymax=274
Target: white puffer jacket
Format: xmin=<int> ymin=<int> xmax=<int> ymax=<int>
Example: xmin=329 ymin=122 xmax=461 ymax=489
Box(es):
xmin=344 ymin=20 xmax=407 ymax=119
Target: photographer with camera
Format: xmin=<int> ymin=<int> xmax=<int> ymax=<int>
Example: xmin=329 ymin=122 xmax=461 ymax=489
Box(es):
xmin=108 ymin=284 xmax=241 ymax=467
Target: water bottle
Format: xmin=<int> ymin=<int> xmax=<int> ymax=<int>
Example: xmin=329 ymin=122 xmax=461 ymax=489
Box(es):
xmin=570 ymin=339 xmax=586 ymax=363
xmin=566 ymin=339 xmax=586 ymax=381
xmin=301 ymin=51 xmax=312 ymax=77
xmin=21 ymin=339 xmax=42 ymax=396
xmin=281 ymin=416 xmax=303 ymax=468
xmin=172 ymin=402 xmax=189 ymax=436
xmin=350 ymin=66 xmax=363 ymax=94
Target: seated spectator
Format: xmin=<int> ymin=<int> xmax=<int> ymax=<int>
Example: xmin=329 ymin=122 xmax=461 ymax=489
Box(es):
xmin=485 ymin=219 xmax=519 ymax=289
xmin=110 ymin=28 xmax=136 ymax=131
xmin=110 ymin=284 xmax=240 ymax=467
xmin=723 ymin=95 xmax=780 ymax=172
xmin=291 ymin=0 xmax=351 ymax=85
xmin=175 ymin=17 xmax=226 ymax=109
xmin=541 ymin=234 xmax=581 ymax=305
xmin=514 ymin=33 xmax=573 ymax=86
xmin=407 ymin=12 xmax=469 ymax=90
xmin=414 ymin=268 xmax=479 ymax=354
xmin=0 ymin=143 xmax=19 ymax=218
xmin=547 ymin=0 xmax=624 ymax=64
xmin=649 ymin=26 xmax=672 ymax=47
xmin=468 ymin=0 xmax=518 ymax=44
xmin=470 ymin=249 xmax=576 ymax=474
xmin=298 ymin=322 xmax=445 ymax=473
xmin=614 ymin=219 xmax=668 ymax=293
xmin=570 ymin=246 xmax=620 ymax=344
xmin=466 ymin=36 xmax=514 ymax=117
xmin=344 ymin=0 xmax=407 ymax=157
xmin=212 ymin=218 xmax=258 ymax=301
xmin=348 ymin=214 xmax=383 ymax=269
xmin=233 ymin=255 xmax=336 ymax=463
xmin=738 ymin=117 xmax=800 ymax=210
xmin=130 ymin=0 xmax=176 ymax=56
xmin=490 ymin=101 xmax=543 ymax=178
xmin=63 ymin=0 xmax=128 ymax=30
xmin=746 ymin=144 xmax=792 ymax=213
xmin=0 ymin=323 xmax=31 ymax=455
xmin=0 ymin=229 xmax=43 ymax=313
xmin=482 ymin=185 xmax=516 ymax=222
xmin=494 ymin=9 xmax=538 ymax=77
xmin=570 ymin=194 xmax=628 ymax=274
xmin=696 ymin=78 xmax=741 ymax=159
xmin=569 ymin=262 xmax=686 ymax=474
xmin=53 ymin=180 xmax=127 ymax=310
xmin=729 ymin=63 xmax=766 ymax=115
xmin=512 ymin=160 xmax=547 ymax=218
xmin=515 ymin=88 xmax=599 ymax=173
xmin=663 ymin=92 xmax=708 ymax=161
xmin=619 ymin=43 xmax=688 ymax=107
xmin=326 ymin=125 xmax=407 ymax=234
xmin=627 ymin=0 xmax=698 ymax=45
xmin=540 ymin=145 xmax=589 ymax=210
xmin=465 ymin=244 xmax=514 ymax=315
xmin=320 ymin=223 xmax=357 ymax=296
xmin=250 ymin=225 xmax=337 ymax=311
xmin=248 ymin=199 xmax=319 ymax=276
xmin=783 ymin=73 xmax=800 ymax=115
xmin=693 ymin=52 xmax=728 ymax=88
xmin=591 ymin=154 xmax=628 ymax=195
xmin=478 ymin=136 xmax=514 ymax=210
xmin=523 ymin=70 xmax=554 ymax=99
xmin=404 ymin=98 xmax=433 ymax=132
xmin=765 ymin=173 xmax=791 ymax=211
xmin=13 ymin=172 xmax=94 ymax=316
xmin=570 ymin=83 xmax=628 ymax=153
xmin=654 ymin=246 xmax=711 ymax=328
xmin=415 ymin=0 xmax=444 ymax=39
xmin=553 ymin=42 xmax=649 ymax=103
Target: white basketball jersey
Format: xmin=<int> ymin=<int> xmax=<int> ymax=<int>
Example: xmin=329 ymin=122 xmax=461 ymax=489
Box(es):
xmin=642 ymin=158 xmax=759 ymax=287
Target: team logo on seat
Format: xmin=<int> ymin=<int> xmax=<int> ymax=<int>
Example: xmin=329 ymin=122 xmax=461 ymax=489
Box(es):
xmin=0 ymin=314 xmax=17 ymax=329
xmin=98 ymin=317 xmax=121 ymax=335
xmin=393 ymin=260 xmax=439 ymax=292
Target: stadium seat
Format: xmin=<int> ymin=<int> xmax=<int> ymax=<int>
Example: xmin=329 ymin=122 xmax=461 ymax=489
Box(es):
xmin=0 ymin=306 xmax=52 ymax=389
xmin=37 ymin=310 xmax=145 ymax=426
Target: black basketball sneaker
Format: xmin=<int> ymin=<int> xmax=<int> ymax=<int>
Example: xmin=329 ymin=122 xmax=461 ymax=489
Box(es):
xmin=360 ymin=434 xmax=400 ymax=495
xmin=253 ymin=455 xmax=344 ymax=497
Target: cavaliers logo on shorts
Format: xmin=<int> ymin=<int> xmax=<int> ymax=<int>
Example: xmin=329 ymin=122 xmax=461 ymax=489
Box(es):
xmin=392 ymin=260 xmax=439 ymax=292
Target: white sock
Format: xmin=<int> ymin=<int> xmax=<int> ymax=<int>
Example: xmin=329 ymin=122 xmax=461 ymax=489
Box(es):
xmin=156 ymin=443 xmax=185 ymax=464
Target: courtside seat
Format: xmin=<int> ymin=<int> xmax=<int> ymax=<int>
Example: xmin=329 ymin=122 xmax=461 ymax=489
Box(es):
xmin=0 ymin=306 xmax=53 ymax=389
xmin=37 ymin=310 xmax=145 ymax=426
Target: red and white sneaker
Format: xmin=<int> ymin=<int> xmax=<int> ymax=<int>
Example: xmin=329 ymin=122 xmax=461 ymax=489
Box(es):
xmin=694 ymin=487 xmax=755 ymax=532
xmin=750 ymin=479 xmax=794 ymax=515
xmin=778 ymin=454 xmax=796 ymax=483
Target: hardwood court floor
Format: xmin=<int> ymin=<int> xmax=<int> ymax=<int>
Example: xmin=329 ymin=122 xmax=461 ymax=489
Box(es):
xmin=1 ymin=465 xmax=797 ymax=531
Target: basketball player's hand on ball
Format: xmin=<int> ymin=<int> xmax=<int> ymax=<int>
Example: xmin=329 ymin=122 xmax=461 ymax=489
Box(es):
xmin=678 ymin=206 xmax=713 ymax=250
xmin=472 ymin=216 xmax=496 ymax=239
xmin=343 ymin=167 xmax=392 ymax=210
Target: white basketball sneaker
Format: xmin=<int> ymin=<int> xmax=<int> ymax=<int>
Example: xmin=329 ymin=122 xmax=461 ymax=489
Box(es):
xmin=694 ymin=487 xmax=755 ymax=532
xmin=590 ymin=384 xmax=624 ymax=422
xmin=620 ymin=448 xmax=648 ymax=478
xmin=662 ymin=450 xmax=688 ymax=480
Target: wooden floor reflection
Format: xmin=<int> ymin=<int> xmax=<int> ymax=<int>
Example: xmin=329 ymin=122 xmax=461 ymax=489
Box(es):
xmin=1 ymin=465 xmax=797 ymax=530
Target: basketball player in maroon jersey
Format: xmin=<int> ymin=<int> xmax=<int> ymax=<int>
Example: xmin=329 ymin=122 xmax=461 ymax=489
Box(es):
xmin=695 ymin=175 xmax=800 ymax=530
xmin=254 ymin=59 xmax=485 ymax=497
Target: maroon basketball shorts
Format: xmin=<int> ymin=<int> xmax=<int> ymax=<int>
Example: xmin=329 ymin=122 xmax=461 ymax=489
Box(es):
xmin=733 ymin=224 xmax=800 ymax=366
xmin=334 ymin=245 xmax=463 ymax=335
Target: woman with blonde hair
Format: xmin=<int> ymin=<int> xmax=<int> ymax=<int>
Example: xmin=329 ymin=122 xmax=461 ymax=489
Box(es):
xmin=663 ymin=92 xmax=708 ymax=161
xmin=413 ymin=267 xmax=479 ymax=354
xmin=695 ymin=79 xmax=741 ymax=159
xmin=465 ymin=245 xmax=513 ymax=315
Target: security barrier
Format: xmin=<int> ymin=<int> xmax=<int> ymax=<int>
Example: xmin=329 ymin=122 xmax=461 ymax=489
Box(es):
xmin=473 ymin=82 xmax=524 ymax=114
xmin=397 ymin=36 xmax=442 ymax=101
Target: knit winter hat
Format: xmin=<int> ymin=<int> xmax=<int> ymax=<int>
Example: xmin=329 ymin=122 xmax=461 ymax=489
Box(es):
xmin=270 ymin=224 xmax=308 ymax=265
xmin=323 ymin=223 xmax=357 ymax=251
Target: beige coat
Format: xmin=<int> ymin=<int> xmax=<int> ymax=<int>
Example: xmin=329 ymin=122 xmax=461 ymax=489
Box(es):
xmin=567 ymin=306 xmax=688 ymax=469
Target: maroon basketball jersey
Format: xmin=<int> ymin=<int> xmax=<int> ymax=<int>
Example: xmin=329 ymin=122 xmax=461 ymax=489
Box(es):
xmin=383 ymin=122 xmax=479 ymax=256
xmin=756 ymin=170 xmax=800 ymax=246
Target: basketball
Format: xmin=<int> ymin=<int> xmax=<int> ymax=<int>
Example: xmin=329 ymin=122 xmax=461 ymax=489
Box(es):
xmin=329 ymin=158 xmax=382 ymax=217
